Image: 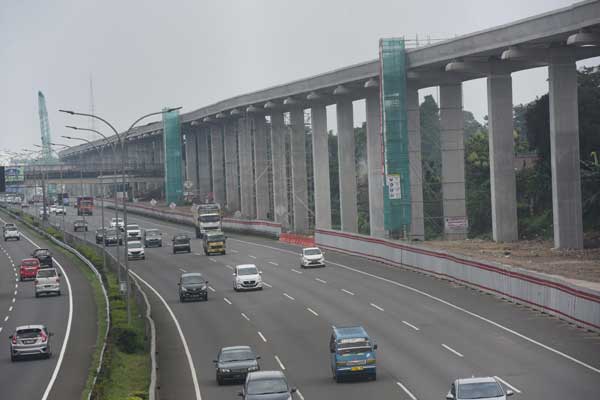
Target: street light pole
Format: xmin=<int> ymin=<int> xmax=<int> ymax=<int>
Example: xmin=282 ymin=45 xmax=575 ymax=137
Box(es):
xmin=61 ymin=106 xmax=180 ymax=325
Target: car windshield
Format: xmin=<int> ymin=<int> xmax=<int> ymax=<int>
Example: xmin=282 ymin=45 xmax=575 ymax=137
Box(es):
xmin=199 ymin=215 xmax=220 ymax=223
xmin=128 ymin=242 xmax=142 ymax=249
xmin=458 ymin=382 xmax=503 ymax=399
xmin=238 ymin=266 xmax=258 ymax=276
xmin=97 ymin=229 xmax=105 ymax=234
xmin=127 ymin=225 xmax=139 ymax=230
xmin=6 ymin=227 xmax=17 ymax=232
xmin=304 ymin=248 xmax=321 ymax=256
xmin=247 ymin=378 xmax=288 ymax=395
xmin=75 ymin=220 xmax=87 ymax=225
xmin=174 ymin=235 xmax=189 ymax=242
xmin=106 ymin=229 xmax=117 ymax=236
xmin=111 ymin=219 xmax=123 ymax=223
xmin=207 ymin=234 xmax=225 ymax=241
xmin=146 ymin=230 xmax=160 ymax=237
xmin=37 ymin=269 xmax=57 ymax=278
xmin=34 ymin=250 xmax=50 ymax=257
xmin=22 ymin=260 xmax=38 ymax=267
xmin=220 ymin=348 xmax=255 ymax=362
xmin=337 ymin=338 xmax=372 ymax=355
xmin=182 ymin=275 xmax=204 ymax=284
xmin=17 ymin=328 xmax=42 ymax=339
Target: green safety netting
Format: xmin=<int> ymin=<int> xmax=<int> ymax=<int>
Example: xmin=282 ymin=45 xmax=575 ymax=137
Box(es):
xmin=163 ymin=109 xmax=184 ymax=205
xmin=380 ymin=38 xmax=411 ymax=233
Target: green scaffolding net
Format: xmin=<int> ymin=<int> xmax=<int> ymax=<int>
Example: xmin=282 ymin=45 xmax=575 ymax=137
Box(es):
xmin=163 ymin=109 xmax=184 ymax=205
xmin=380 ymin=38 xmax=411 ymax=234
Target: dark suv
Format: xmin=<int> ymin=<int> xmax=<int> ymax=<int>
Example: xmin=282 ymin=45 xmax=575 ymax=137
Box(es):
xmin=214 ymin=345 xmax=260 ymax=385
xmin=172 ymin=234 xmax=191 ymax=254
xmin=31 ymin=248 xmax=53 ymax=268
xmin=178 ymin=272 xmax=208 ymax=302
xmin=95 ymin=228 xmax=106 ymax=244
xmin=73 ymin=219 xmax=88 ymax=232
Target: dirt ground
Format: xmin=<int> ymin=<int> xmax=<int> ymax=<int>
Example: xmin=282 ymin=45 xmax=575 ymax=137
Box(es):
xmin=426 ymin=239 xmax=600 ymax=284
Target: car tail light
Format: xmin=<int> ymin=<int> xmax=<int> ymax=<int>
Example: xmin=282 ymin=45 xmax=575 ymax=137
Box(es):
xmin=11 ymin=336 xmax=17 ymax=345
xmin=40 ymin=331 xmax=48 ymax=342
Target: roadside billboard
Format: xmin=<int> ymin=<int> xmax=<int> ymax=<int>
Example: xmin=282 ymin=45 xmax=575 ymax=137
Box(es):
xmin=5 ymin=166 xmax=25 ymax=183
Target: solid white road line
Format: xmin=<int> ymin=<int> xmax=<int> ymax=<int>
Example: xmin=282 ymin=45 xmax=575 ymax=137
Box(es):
xmin=283 ymin=293 xmax=295 ymax=301
xmin=208 ymin=286 xmax=216 ymax=292
xmin=494 ymin=376 xmax=522 ymax=394
xmin=193 ymin=253 xmax=203 ymax=256
xmin=258 ymin=331 xmax=268 ymax=343
xmin=224 ymin=297 xmax=232 ymax=305
xmin=274 ymin=355 xmax=286 ymax=370
xmin=402 ymin=320 xmax=420 ymax=331
xmin=315 ymin=278 xmax=327 ymax=284
xmin=230 ymin=249 xmax=239 ymax=253
xmin=209 ymin=258 xmax=216 ymax=263
xmin=241 ymin=313 xmax=250 ymax=321
xmin=262 ymin=282 xmax=272 ymax=288
xmin=225 ymin=265 xmax=234 ymax=270
xmin=442 ymin=344 xmax=464 ymax=358
xmin=307 ymin=307 xmax=319 ymax=317
xmin=268 ymin=261 xmax=279 ymax=266
xmin=341 ymin=289 xmax=355 ymax=296
xmin=248 ymin=255 xmax=256 ymax=259
xmin=396 ymin=381 xmax=418 ymax=400
xmin=130 ymin=270 xmax=202 ymax=400
xmin=291 ymin=268 xmax=302 ymax=274
xmin=296 ymin=389 xmax=305 ymax=400
xmin=370 ymin=303 xmax=385 ymax=312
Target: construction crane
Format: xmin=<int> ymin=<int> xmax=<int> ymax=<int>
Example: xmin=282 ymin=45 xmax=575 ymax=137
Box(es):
xmin=38 ymin=91 xmax=55 ymax=162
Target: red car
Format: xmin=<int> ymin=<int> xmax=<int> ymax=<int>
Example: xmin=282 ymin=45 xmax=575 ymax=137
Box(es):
xmin=19 ymin=258 xmax=40 ymax=281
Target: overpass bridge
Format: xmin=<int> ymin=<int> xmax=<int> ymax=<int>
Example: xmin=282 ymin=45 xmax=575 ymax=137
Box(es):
xmin=59 ymin=0 xmax=600 ymax=249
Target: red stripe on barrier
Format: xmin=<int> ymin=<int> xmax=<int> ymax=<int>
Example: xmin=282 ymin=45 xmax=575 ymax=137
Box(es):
xmin=279 ymin=233 xmax=314 ymax=247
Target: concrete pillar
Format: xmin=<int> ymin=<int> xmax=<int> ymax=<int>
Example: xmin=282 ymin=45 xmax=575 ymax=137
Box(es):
xmin=365 ymin=91 xmax=385 ymax=238
xmin=487 ymin=74 xmax=518 ymax=242
xmin=336 ymin=98 xmax=358 ymax=233
xmin=270 ymin=112 xmax=289 ymax=229
xmin=253 ymin=115 xmax=270 ymax=220
xmin=407 ymin=84 xmax=425 ymax=241
xmin=197 ymin=129 xmax=211 ymax=201
xmin=290 ymin=108 xmax=309 ymax=234
xmin=238 ymin=117 xmax=255 ymax=218
xmin=549 ymin=59 xmax=583 ymax=249
xmin=210 ymin=125 xmax=225 ymax=205
xmin=310 ymin=104 xmax=332 ymax=230
xmin=185 ymin=131 xmax=199 ymax=194
xmin=224 ymin=120 xmax=240 ymax=213
xmin=440 ymin=83 xmax=467 ymax=240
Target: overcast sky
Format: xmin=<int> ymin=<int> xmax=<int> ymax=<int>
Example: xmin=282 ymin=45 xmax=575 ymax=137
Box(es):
xmin=1 ymin=0 xmax=596 ymax=158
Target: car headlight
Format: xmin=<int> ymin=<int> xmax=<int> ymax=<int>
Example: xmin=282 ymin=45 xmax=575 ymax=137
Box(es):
xmin=219 ymin=368 xmax=230 ymax=373
xmin=247 ymin=365 xmax=259 ymax=372
xmin=181 ymin=287 xmax=188 ymax=292
xmin=201 ymin=284 xmax=207 ymax=290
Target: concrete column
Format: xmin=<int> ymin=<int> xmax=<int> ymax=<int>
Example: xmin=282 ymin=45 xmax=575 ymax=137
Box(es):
xmin=336 ymin=98 xmax=358 ymax=233
xmin=253 ymin=115 xmax=270 ymax=220
xmin=487 ymin=74 xmax=518 ymax=242
xmin=210 ymin=125 xmax=225 ymax=205
xmin=185 ymin=131 xmax=199 ymax=193
xmin=365 ymin=91 xmax=385 ymax=238
xmin=224 ymin=120 xmax=240 ymax=213
xmin=290 ymin=108 xmax=309 ymax=234
xmin=407 ymin=84 xmax=425 ymax=240
xmin=238 ymin=117 xmax=255 ymax=218
xmin=310 ymin=104 xmax=332 ymax=230
xmin=270 ymin=112 xmax=289 ymax=229
xmin=440 ymin=83 xmax=467 ymax=240
xmin=197 ymin=129 xmax=211 ymax=201
xmin=549 ymin=59 xmax=583 ymax=249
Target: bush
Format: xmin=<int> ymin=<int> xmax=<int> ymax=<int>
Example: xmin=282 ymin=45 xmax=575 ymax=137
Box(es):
xmin=112 ymin=326 xmax=144 ymax=354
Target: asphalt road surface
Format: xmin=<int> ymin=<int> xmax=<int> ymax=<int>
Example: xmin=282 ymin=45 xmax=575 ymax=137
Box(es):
xmin=29 ymin=203 xmax=600 ymax=400
xmin=0 ymin=209 xmax=98 ymax=400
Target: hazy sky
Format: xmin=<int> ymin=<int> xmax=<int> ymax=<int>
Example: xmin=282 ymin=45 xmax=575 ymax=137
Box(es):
xmin=1 ymin=0 xmax=596 ymax=158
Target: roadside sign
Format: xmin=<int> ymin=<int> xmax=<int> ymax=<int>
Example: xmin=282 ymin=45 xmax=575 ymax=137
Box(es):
xmin=444 ymin=217 xmax=469 ymax=233
xmin=184 ymin=180 xmax=193 ymax=189
xmin=386 ymin=174 xmax=402 ymax=199
xmin=169 ymin=202 xmax=176 ymax=209
xmin=150 ymin=199 xmax=157 ymax=207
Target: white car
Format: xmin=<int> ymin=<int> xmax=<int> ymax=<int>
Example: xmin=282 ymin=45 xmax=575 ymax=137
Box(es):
xmin=447 ymin=377 xmax=514 ymax=400
xmin=300 ymin=247 xmax=325 ymax=268
xmin=3 ymin=226 xmax=20 ymax=241
xmin=233 ymin=264 xmax=263 ymax=291
xmin=35 ymin=268 xmax=61 ymax=297
xmin=127 ymin=241 xmax=145 ymax=260
xmin=49 ymin=205 xmax=58 ymax=214
xmin=110 ymin=218 xmax=125 ymax=231
xmin=54 ymin=206 xmax=66 ymax=215
xmin=126 ymin=224 xmax=142 ymax=241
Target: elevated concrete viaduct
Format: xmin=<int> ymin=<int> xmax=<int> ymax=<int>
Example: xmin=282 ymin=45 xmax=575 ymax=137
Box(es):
xmin=60 ymin=0 xmax=600 ymax=249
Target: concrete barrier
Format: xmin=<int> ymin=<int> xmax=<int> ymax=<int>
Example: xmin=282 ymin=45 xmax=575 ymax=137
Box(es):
xmin=316 ymin=228 xmax=600 ymax=333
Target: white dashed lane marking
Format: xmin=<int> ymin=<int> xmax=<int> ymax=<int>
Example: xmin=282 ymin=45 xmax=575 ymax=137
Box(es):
xmin=402 ymin=321 xmax=420 ymax=331
xmin=223 ymin=297 xmax=232 ymax=305
xmin=396 ymin=382 xmax=418 ymax=400
xmin=370 ymin=303 xmax=385 ymax=312
xmin=442 ymin=344 xmax=464 ymax=358
xmin=341 ymin=289 xmax=355 ymax=296
xmin=306 ymin=307 xmax=319 ymax=317
xmin=274 ymin=355 xmax=286 ymax=370
xmin=268 ymin=261 xmax=278 ymax=266
xmin=494 ymin=376 xmax=522 ymax=394
xmin=258 ymin=331 xmax=267 ymax=343
xmin=241 ymin=313 xmax=250 ymax=321
xmin=283 ymin=293 xmax=295 ymax=301
xmin=291 ymin=269 xmax=302 ymax=274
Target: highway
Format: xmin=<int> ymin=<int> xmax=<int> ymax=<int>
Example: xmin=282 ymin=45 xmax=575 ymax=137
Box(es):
xmin=0 ymin=209 xmax=98 ymax=400
xmin=30 ymin=203 xmax=600 ymax=400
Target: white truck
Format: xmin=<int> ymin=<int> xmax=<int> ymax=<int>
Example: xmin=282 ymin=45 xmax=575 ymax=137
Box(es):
xmin=191 ymin=203 xmax=222 ymax=238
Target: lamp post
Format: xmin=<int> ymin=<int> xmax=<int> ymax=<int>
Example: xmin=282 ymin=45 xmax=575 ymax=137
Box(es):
xmin=60 ymin=106 xmax=181 ymax=325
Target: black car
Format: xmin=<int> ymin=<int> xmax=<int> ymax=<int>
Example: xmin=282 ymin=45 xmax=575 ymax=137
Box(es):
xmin=214 ymin=345 xmax=260 ymax=385
xmin=178 ymin=272 xmax=208 ymax=302
xmin=238 ymin=371 xmax=296 ymax=400
xmin=95 ymin=228 xmax=106 ymax=244
xmin=104 ymin=229 xmax=122 ymax=246
xmin=31 ymin=248 xmax=53 ymax=268
xmin=144 ymin=229 xmax=162 ymax=247
xmin=73 ymin=219 xmax=88 ymax=232
xmin=172 ymin=233 xmax=191 ymax=254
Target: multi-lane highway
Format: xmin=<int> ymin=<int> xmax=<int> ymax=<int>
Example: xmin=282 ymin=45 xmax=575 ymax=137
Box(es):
xmin=28 ymin=203 xmax=600 ymax=400
xmin=0 ymin=210 xmax=99 ymax=400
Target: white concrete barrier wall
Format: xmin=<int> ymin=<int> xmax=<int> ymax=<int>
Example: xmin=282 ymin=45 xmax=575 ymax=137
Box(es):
xmin=316 ymin=228 xmax=600 ymax=333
